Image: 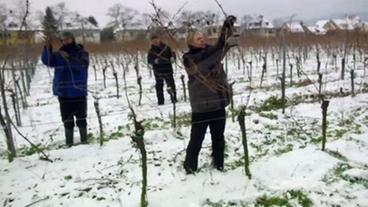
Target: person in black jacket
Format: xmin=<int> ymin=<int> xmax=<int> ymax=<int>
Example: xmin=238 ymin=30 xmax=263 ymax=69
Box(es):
xmin=182 ymin=16 xmax=238 ymax=173
xmin=147 ymin=34 xmax=177 ymax=105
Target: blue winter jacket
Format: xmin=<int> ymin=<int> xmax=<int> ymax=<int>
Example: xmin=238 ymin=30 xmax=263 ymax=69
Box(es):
xmin=41 ymin=43 xmax=89 ymax=97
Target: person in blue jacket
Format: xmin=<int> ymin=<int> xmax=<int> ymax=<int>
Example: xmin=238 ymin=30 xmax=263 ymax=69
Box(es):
xmin=41 ymin=31 xmax=89 ymax=147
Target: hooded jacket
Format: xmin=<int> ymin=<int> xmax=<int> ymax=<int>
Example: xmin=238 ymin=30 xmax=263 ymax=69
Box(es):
xmin=41 ymin=43 xmax=89 ymax=97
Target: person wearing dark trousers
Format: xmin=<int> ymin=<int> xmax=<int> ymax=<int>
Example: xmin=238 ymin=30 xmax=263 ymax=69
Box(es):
xmin=182 ymin=15 xmax=238 ymax=174
xmin=41 ymin=31 xmax=89 ymax=147
xmin=147 ymin=34 xmax=177 ymax=105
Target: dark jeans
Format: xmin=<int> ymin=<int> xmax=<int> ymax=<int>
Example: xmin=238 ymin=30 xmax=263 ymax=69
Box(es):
xmin=184 ymin=109 xmax=226 ymax=172
xmin=58 ymin=96 xmax=87 ymax=129
xmin=154 ymin=72 xmax=177 ymax=104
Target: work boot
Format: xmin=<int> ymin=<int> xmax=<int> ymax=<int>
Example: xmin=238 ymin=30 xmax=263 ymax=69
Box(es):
xmin=79 ymin=127 xmax=88 ymax=144
xmin=65 ymin=128 xmax=74 ymax=147
xmin=183 ymin=162 xmax=196 ymax=174
xmin=171 ymin=95 xmax=178 ymax=104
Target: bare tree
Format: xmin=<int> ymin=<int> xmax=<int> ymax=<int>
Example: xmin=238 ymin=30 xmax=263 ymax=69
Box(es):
xmin=68 ymin=11 xmax=98 ymax=44
xmin=175 ymin=10 xmax=220 ymax=29
xmin=241 ymin=14 xmax=252 ymax=30
xmin=34 ymin=10 xmax=45 ymax=26
xmin=51 ymin=2 xmax=70 ymax=30
xmin=0 ymin=4 xmax=8 ymax=45
xmin=202 ymin=10 xmax=221 ymax=26
xmin=0 ymin=58 xmax=16 ymax=162
xmin=141 ymin=9 xmax=172 ymax=31
xmin=141 ymin=13 xmax=153 ymax=27
xmin=0 ymin=4 xmax=7 ymax=29
xmin=7 ymin=0 xmax=30 ymax=31
xmin=42 ymin=7 xmax=58 ymax=37
xmin=87 ymin=16 xmax=98 ymax=27
xmin=70 ymin=12 xmax=87 ymax=43
xmin=106 ymin=3 xmax=122 ymax=28
xmin=175 ymin=10 xmax=201 ymax=28
xmin=272 ymin=17 xmax=288 ymax=28
xmin=107 ymin=4 xmax=140 ymax=29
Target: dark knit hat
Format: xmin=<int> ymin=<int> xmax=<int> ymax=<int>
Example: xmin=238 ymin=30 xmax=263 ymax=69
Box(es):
xmin=150 ymin=33 xmax=160 ymax=40
xmin=61 ymin=31 xmax=75 ymax=39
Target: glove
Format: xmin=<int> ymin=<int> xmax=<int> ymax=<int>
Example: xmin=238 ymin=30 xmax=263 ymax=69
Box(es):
xmin=59 ymin=51 xmax=70 ymax=61
xmin=154 ymin=58 xmax=159 ymax=64
xmin=46 ymin=35 xmax=61 ymax=51
xmin=226 ymin=35 xmax=238 ymax=47
xmin=224 ymin=15 xmax=237 ymax=28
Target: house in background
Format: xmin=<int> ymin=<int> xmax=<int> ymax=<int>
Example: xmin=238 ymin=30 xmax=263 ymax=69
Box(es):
xmin=310 ymin=15 xmax=367 ymax=34
xmin=308 ymin=20 xmax=335 ymax=35
xmin=0 ymin=17 xmax=38 ymax=45
xmin=331 ymin=15 xmax=361 ymax=30
xmin=313 ymin=20 xmax=337 ymax=34
xmin=244 ymin=15 xmax=276 ymax=37
xmin=355 ymin=21 xmax=368 ymax=32
xmin=0 ymin=15 xmax=101 ymax=45
xmin=203 ymin=22 xmax=240 ymax=39
xmin=205 ymin=25 xmax=220 ymax=39
xmin=60 ymin=16 xmax=101 ymax=44
xmin=281 ymin=21 xmax=305 ymax=33
xmin=114 ymin=25 xmax=148 ymax=42
xmin=114 ymin=23 xmax=189 ymax=42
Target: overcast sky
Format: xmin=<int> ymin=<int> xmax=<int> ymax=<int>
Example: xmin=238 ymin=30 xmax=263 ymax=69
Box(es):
xmin=1 ymin=0 xmax=367 ymax=27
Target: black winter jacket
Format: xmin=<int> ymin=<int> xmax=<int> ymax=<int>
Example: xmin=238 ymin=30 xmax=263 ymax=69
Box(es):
xmin=147 ymin=43 xmax=175 ymax=75
xmin=182 ymin=24 xmax=233 ymax=113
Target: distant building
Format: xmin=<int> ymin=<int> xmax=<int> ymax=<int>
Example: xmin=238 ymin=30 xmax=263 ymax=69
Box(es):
xmin=61 ymin=18 xmax=100 ymax=43
xmin=281 ymin=22 xmax=305 ymax=33
xmin=243 ymin=15 xmax=276 ymax=37
xmin=0 ymin=15 xmax=101 ymax=45
xmin=203 ymin=23 xmax=240 ymax=39
xmin=355 ymin=21 xmax=368 ymax=32
xmin=114 ymin=24 xmax=189 ymax=42
xmin=307 ymin=26 xmax=325 ymax=35
xmin=310 ymin=15 xmax=368 ymax=34
xmin=331 ymin=15 xmax=361 ymax=30
xmin=205 ymin=25 xmax=220 ymax=39
xmin=114 ymin=25 xmax=148 ymax=41
xmin=313 ymin=20 xmax=335 ymax=34
xmin=0 ymin=17 xmax=39 ymax=45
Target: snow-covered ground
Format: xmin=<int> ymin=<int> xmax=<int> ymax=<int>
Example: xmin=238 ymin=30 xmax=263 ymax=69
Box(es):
xmin=1 ymin=50 xmax=367 ymax=206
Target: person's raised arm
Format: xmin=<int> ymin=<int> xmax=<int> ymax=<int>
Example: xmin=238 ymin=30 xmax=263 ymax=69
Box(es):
xmin=41 ymin=36 xmax=60 ymax=67
xmin=218 ymin=15 xmax=236 ymax=45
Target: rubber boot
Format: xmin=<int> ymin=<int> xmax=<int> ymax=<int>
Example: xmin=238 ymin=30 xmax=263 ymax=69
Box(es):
xmin=79 ymin=127 xmax=88 ymax=144
xmin=65 ymin=128 xmax=74 ymax=147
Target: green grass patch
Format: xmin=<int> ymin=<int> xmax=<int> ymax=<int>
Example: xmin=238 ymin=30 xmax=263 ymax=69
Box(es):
xmin=324 ymin=162 xmax=368 ymax=188
xmin=19 ymin=144 xmax=48 ymax=156
xmin=325 ymin=150 xmax=349 ymax=162
xmin=256 ymin=96 xmax=287 ymax=112
xmin=256 ymin=195 xmax=291 ymax=207
xmin=287 ymin=190 xmax=313 ymax=207
xmin=341 ymin=172 xmax=368 ymax=189
xmin=175 ymin=113 xmax=192 ymax=127
xmin=323 ymin=163 xmax=352 ymax=184
xmin=259 ymin=111 xmax=278 ymax=120
xmin=203 ymin=190 xmax=312 ymax=207
xmin=275 ymin=144 xmax=293 ymax=156
xmin=143 ymin=121 xmax=161 ymax=130
xmin=64 ymin=175 xmax=72 ymax=180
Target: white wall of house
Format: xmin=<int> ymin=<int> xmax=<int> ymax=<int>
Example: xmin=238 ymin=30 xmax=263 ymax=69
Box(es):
xmin=75 ymin=30 xmax=101 ymax=43
xmin=115 ymin=29 xmax=149 ymax=41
